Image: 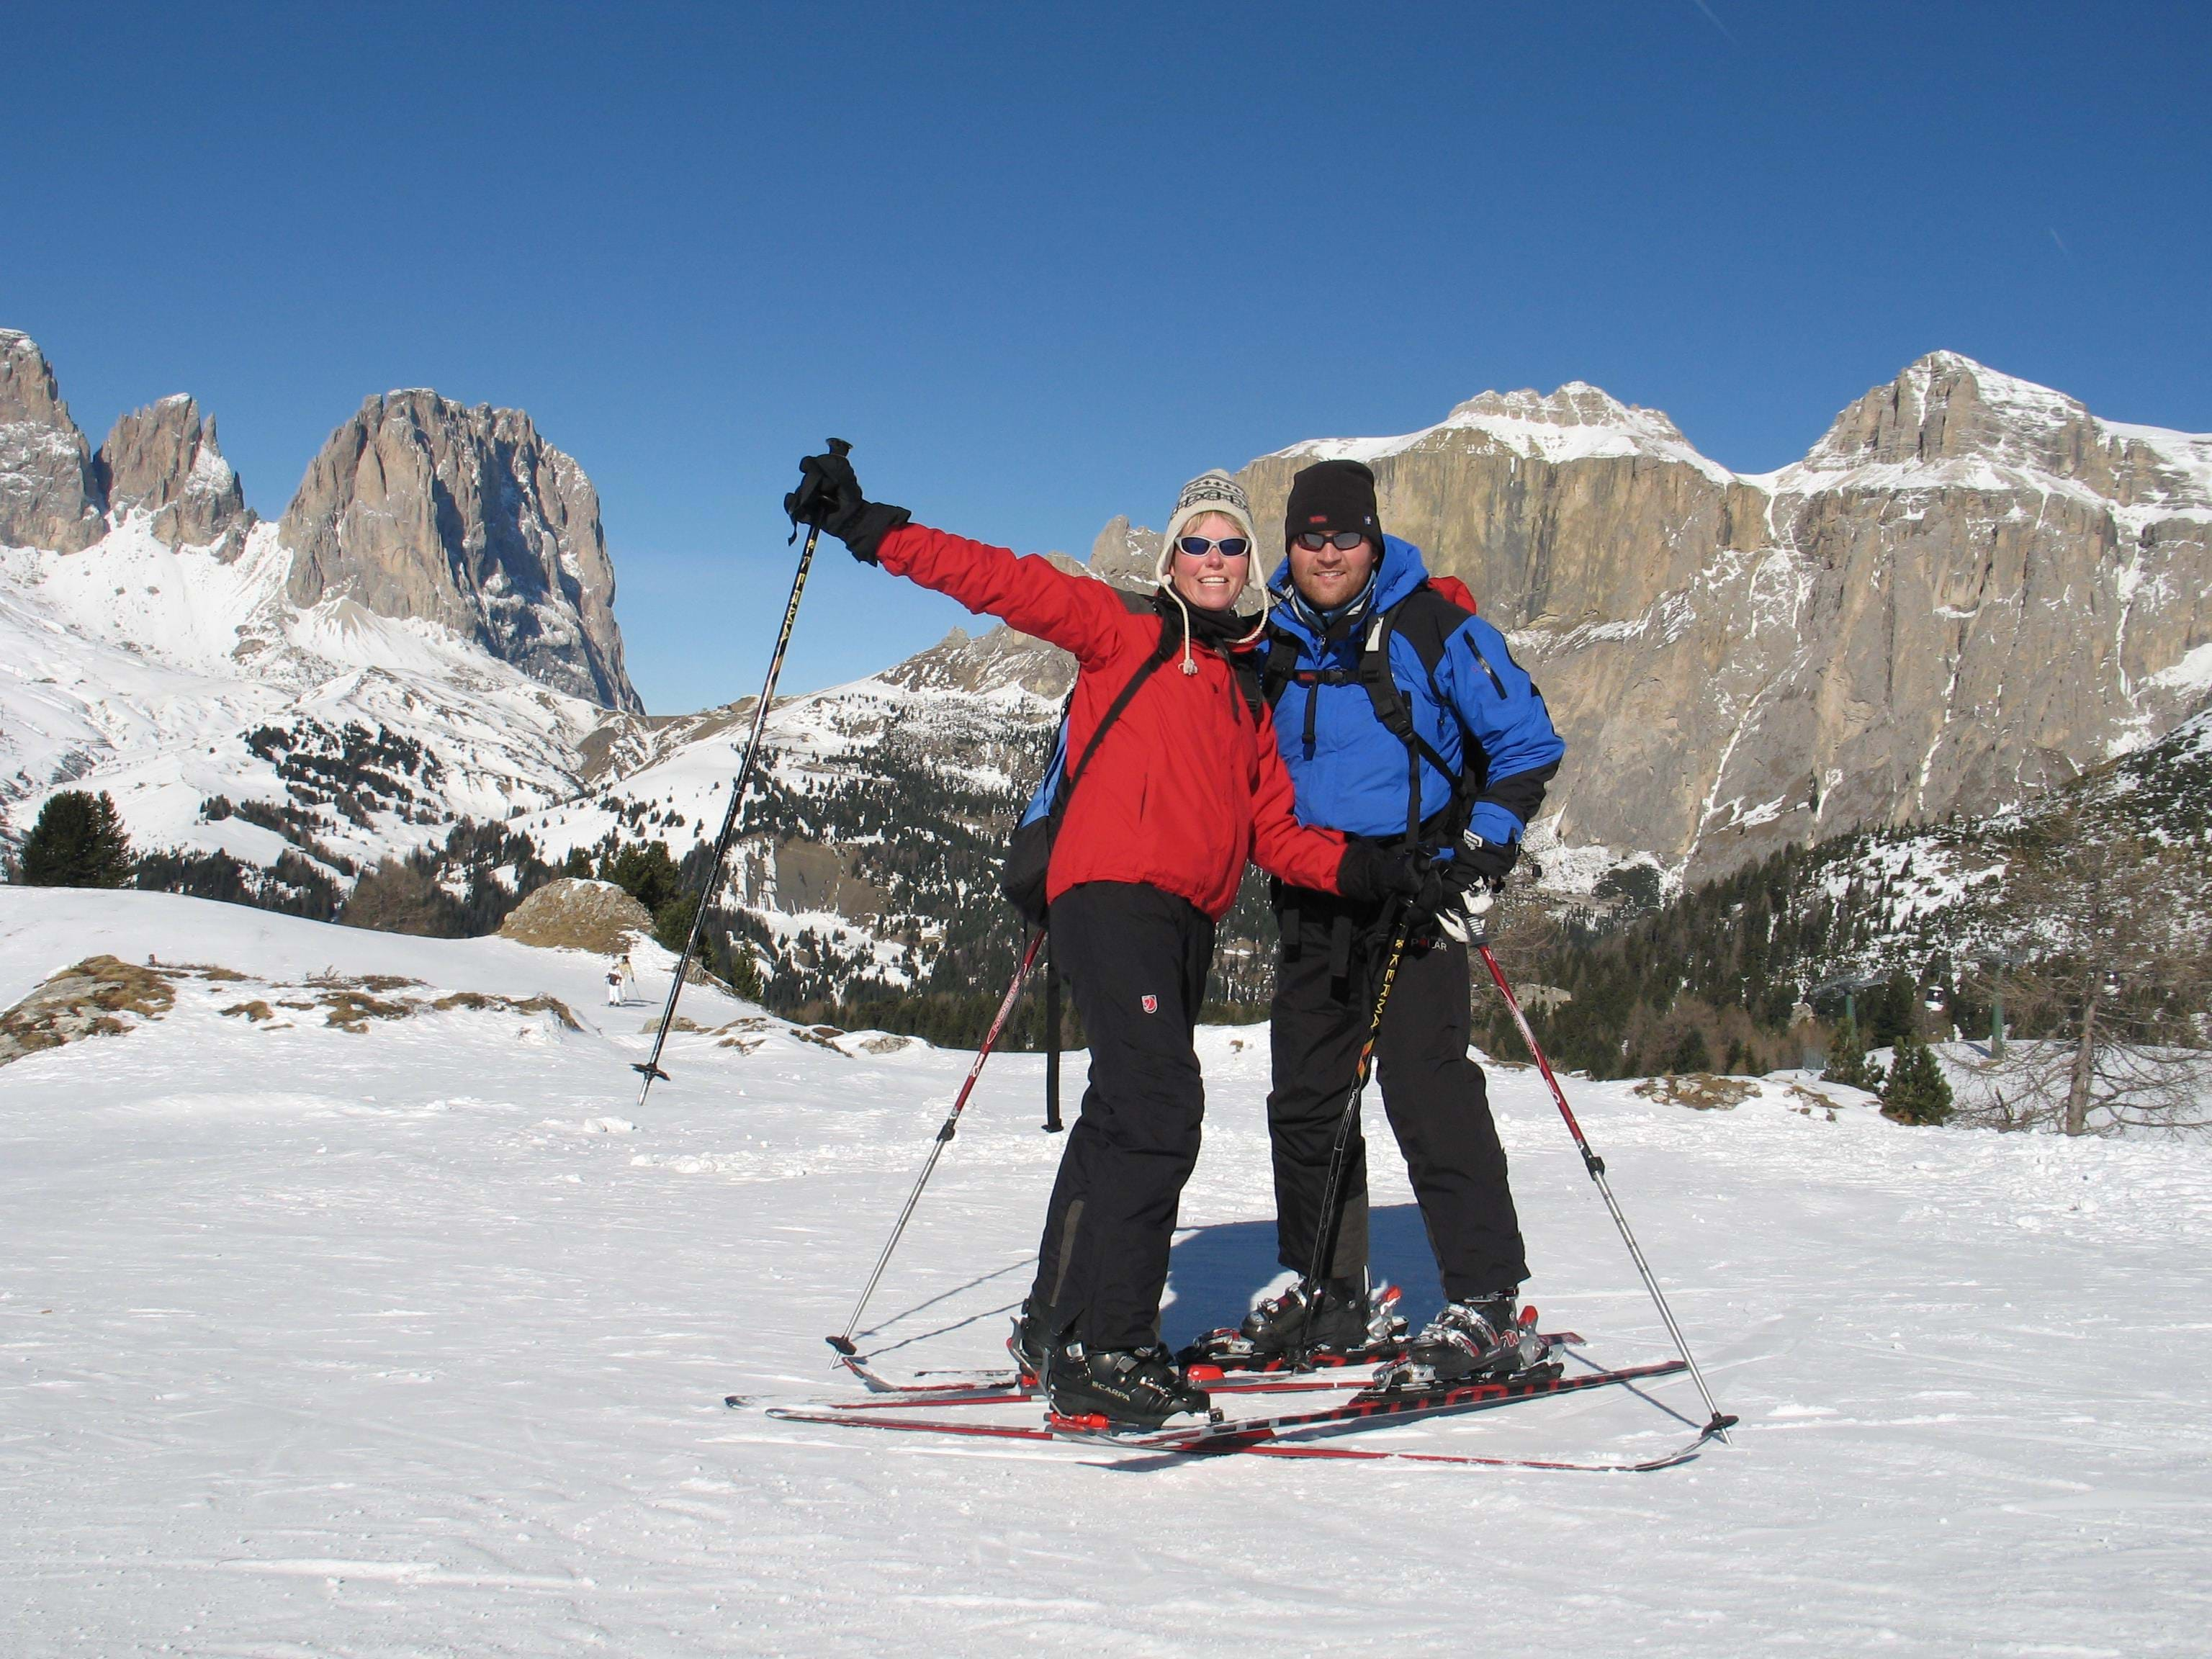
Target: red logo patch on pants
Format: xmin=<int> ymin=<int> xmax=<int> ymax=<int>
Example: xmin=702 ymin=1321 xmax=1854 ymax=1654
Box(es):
xmin=1141 ymin=994 xmax=1158 ymax=1014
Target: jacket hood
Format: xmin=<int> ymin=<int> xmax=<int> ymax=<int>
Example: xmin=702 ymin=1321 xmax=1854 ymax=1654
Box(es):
xmin=1267 ymin=534 xmax=1431 ymax=647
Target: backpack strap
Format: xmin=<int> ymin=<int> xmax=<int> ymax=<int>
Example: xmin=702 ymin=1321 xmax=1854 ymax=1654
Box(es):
xmin=1259 ymin=629 xmax=1303 ymax=709
xmin=1344 ymin=593 xmax=1468 ymax=845
xmin=1054 ymin=613 xmax=1176 ymax=819
xmin=1262 ymin=579 xmax=1488 ymax=848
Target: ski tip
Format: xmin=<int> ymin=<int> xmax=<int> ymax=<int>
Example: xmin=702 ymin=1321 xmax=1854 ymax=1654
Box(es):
xmin=824 ymin=1335 xmax=859 ymax=1357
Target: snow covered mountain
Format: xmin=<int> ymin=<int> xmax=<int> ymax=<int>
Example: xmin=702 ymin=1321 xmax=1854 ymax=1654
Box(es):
xmin=0 ymin=329 xmax=646 ymax=892
xmin=1228 ymin=353 xmax=2212 ymax=884
xmin=0 ymin=516 xmax=619 ymax=877
xmin=6 ymin=330 xmax=2208 ymax=1021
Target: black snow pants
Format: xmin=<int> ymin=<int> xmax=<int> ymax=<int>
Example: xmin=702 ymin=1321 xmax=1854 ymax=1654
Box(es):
xmin=1028 ymin=881 xmax=1215 ymax=1352
xmin=1266 ymin=887 xmax=1529 ymax=1300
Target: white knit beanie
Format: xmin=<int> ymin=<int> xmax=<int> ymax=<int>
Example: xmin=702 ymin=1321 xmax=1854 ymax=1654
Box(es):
xmin=1154 ymin=470 xmax=1260 ymax=579
xmin=1154 ymin=470 xmax=1271 ymax=671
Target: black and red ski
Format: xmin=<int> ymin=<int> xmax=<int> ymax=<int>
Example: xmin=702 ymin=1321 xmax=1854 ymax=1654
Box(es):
xmin=762 ymin=1357 xmax=1722 ymax=1472
xmin=825 ymin=1328 xmax=1586 ymax=1407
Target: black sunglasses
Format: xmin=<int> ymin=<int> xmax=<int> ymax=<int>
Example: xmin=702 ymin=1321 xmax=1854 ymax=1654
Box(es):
xmin=1295 ymin=530 xmax=1370 ymax=552
xmin=1177 ymin=536 xmax=1251 ymax=559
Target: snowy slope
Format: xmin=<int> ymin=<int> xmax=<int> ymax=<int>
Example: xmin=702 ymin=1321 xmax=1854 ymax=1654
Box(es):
xmin=1 ymin=517 xmax=621 ymax=870
xmin=510 ymin=637 xmax=1064 ymax=988
xmin=4 ymin=887 xmax=2208 ymax=1655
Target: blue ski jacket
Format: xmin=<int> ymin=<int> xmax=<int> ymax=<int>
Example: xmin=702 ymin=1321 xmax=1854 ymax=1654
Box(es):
xmin=1264 ymin=535 xmax=1565 ymax=850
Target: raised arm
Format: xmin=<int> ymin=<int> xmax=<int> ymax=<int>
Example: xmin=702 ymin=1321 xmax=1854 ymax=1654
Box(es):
xmin=782 ymin=446 xmax=1136 ymax=672
xmin=877 ymin=524 xmax=1134 ymax=672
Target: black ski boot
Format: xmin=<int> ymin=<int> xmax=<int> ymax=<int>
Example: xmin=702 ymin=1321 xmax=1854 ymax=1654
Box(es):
xmin=1008 ymin=1301 xmax=1058 ymax=1385
xmin=1376 ymin=1293 xmax=1548 ymax=1391
xmin=1046 ymin=1343 xmax=1213 ymax=1431
xmin=1180 ymin=1279 xmax=1400 ymax=1371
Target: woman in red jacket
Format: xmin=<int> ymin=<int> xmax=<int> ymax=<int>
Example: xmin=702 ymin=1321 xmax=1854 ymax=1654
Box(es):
xmin=789 ymin=452 xmax=1421 ymax=1429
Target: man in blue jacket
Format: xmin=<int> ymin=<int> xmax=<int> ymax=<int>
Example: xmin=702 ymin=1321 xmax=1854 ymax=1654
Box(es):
xmin=1221 ymin=458 xmax=1565 ymax=1388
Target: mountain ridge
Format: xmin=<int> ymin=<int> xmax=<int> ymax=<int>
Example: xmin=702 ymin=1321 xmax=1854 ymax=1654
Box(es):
xmin=0 ymin=331 xmax=639 ymax=714
xmin=4 ymin=338 xmax=2207 ymax=1023
xmin=1171 ymin=351 xmax=2212 ymax=882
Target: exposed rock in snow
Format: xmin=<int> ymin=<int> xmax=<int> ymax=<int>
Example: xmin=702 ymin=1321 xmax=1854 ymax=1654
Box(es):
xmin=498 ymin=876 xmax=652 ymax=954
xmin=0 ymin=330 xmax=103 ymax=553
xmin=0 ymin=951 xmax=179 ymax=1066
xmin=94 ymin=394 xmax=251 ymax=554
xmin=279 ymin=390 xmax=639 ymax=712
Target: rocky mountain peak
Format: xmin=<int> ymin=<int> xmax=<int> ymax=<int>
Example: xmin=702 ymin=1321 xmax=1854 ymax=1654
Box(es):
xmin=877 ymin=623 xmax=1074 ymax=700
xmin=1448 ymin=381 xmax=1635 ymax=430
xmin=0 ymin=330 xmax=103 ymax=553
xmin=278 ymin=390 xmax=641 ymax=713
xmin=1784 ymin=354 xmax=2212 ymax=526
xmin=94 ymin=395 xmax=251 ymax=554
xmin=1797 ymin=350 xmax=2100 ymax=477
xmin=1282 ymin=379 xmax=1730 ymax=484
xmin=1087 ymin=516 xmax=1163 ymax=590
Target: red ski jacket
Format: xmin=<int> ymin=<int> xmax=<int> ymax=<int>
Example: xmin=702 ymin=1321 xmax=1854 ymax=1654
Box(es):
xmin=878 ymin=524 xmax=1351 ymax=920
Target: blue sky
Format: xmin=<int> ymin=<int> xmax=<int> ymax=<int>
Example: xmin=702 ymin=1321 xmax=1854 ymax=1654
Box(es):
xmin=8 ymin=1 xmax=2207 ymax=709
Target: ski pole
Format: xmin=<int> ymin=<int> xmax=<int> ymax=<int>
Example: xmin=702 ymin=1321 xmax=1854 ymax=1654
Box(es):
xmin=1475 ymin=942 xmax=1737 ymax=1443
xmin=1294 ymin=902 xmax=1416 ymax=1368
xmin=828 ymin=928 xmax=1047 ymax=1358
xmin=631 ymin=439 xmax=847 ymax=1110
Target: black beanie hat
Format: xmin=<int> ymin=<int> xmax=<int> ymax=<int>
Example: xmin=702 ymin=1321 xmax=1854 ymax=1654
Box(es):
xmin=1284 ymin=459 xmax=1382 ymax=550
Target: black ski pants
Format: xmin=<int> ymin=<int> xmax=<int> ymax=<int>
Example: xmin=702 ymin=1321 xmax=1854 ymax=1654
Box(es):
xmin=1267 ymin=889 xmax=1529 ymax=1301
xmin=1029 ymin=881 xmax=1215 ymax=1352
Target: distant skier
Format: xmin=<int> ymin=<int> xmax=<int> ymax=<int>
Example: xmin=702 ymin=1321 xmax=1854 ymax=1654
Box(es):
xmin=606 ymin=959 xmax=625 ymax=1007
xmin=1208 ymin=458 xmax=1565 ymax=1388
xmin=619 ymin=952 xmax=637 ymax=1004
xmin=787 ymin=451 xmax=1431 ymax=1429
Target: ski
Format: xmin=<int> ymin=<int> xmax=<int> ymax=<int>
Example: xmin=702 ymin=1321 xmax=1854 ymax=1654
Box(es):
xmin=1050 ymin=1357 xmax=1688 ymax=1452
xmin=760 ymin=1358 xmax=1704 ymax=1471
xmin=1200 ymin=1418 xmax=1725 ymax=1473
xmin=827 ymin=1329 xmax=1586 ymax=1406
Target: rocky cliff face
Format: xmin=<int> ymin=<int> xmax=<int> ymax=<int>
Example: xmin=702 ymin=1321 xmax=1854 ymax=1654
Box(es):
xmin=279 ymin=391 xmax=640 ymax=712
xmin=1107 ymin=355 xmax=2212 ymax=882
xmin=94 ymin=395 xmax=250 ymax=553
xmin=0 ymin=331 xmax=103 ymax=553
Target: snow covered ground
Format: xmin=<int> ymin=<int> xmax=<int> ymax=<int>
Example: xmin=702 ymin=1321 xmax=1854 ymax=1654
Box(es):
xmin=4 ymin=889 xmax=2208 ymax=1656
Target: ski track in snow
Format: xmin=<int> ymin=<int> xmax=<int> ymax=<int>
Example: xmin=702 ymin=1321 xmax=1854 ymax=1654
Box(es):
xmin=2 ymin=890 xmax=2208 ymax=1656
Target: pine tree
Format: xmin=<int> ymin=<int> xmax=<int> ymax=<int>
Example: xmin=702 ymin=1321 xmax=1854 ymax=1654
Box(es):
xmin=19 ymin=791 xmax=134 ymax=889
xmin=653 ymin=891 xmax=698 ymax=954
xmin=1822 ymin=1013 xmax=1883 ymax=1092
xmin=1871 ymin=969 xmax=1919 ymax=1046
xmin=1882 ymin=1034 xmax=1955 ymax=1125
xmin=1668 ymin=1025 xmax=1711 ymax=1074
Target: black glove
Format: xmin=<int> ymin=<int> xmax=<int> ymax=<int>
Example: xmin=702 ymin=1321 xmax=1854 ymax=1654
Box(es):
xmin=1436 ymin=832 xmax=1517 ymax=943
xmin=785 ymin=445 xmax=911 ymax=564
xmin=1337 ymin=839 xmax=1446 ymax=913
